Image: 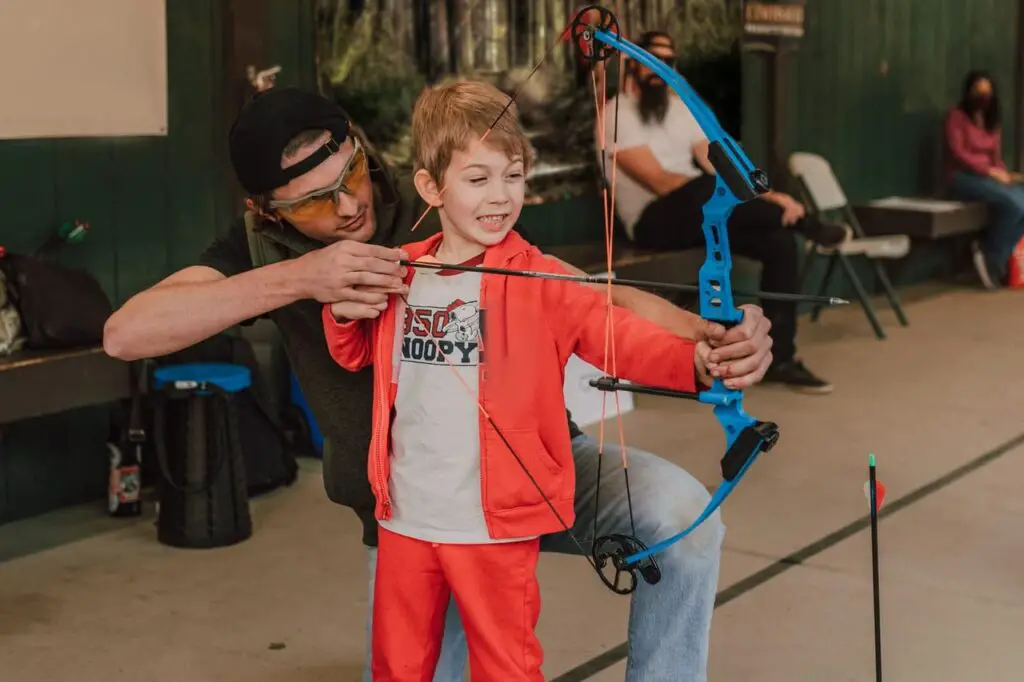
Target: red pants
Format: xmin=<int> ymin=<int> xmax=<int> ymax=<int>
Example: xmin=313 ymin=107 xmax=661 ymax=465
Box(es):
xmin=372 ymin=526 xmax=544 ymax=681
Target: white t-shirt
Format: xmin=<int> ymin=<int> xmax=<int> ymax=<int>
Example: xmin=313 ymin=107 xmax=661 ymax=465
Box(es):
xmin=599 ymin=92 xmax=707 ymax=238
xmin=381 ymin=265 xmax=532 ymax=544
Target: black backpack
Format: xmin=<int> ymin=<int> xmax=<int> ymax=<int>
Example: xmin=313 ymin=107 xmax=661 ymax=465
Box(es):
xmin=142 ymin=333 xmax=299 ymax=497
xmin=0 ymin=252 xmax=111 ymax=349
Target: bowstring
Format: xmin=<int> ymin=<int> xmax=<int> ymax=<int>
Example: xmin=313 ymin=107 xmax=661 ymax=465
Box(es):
xmin=590 ymin=67 xmax=607 ymax=549
xmin=591 ymin=40 xmax=637 ymax=545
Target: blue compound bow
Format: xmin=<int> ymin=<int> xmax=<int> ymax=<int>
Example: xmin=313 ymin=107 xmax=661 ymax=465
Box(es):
xmin=568 ymin=5 xmax=780 ymax=591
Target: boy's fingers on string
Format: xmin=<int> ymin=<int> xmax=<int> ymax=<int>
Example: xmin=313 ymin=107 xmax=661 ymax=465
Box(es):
xmin=329 ymin=301 xmax=383 ymax=321
xmin=354 ymin=284 xmax=410 ymax=296
xmin=348 ymin=271 xmax=408 ymax=289
xmin=339 ymin=242 xmax=407 ymax=262
xmin=337 ymin=289 xmax=390 ymax=305
xmin=343 ymin=253 xmax=409 ymax=275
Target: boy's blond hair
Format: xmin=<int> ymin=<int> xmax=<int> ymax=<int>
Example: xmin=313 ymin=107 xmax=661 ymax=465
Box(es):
xmin=411 ymin=79 xmax=533 ymax=184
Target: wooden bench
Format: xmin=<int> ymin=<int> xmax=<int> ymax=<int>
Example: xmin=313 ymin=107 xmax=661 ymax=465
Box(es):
xmin=0 ymin=345 xmax=130 ymax=424
xmin=852 ymin=197 xmax=988 ymax=240
xmin=851 ymin=196 xmax=988 ymax=283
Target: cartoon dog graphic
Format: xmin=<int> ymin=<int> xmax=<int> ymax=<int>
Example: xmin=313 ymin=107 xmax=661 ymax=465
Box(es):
xmin=443 ymin=299 xmax=480 ymax=343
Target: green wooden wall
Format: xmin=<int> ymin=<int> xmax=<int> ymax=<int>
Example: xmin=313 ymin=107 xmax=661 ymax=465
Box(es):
xmin=739 ymin=0 xmax=1020 ymax=300
xmin=0 ymin=0 xmax=315 ymax=525
xmin=744 ymin=0 xmax=1020 ymax=202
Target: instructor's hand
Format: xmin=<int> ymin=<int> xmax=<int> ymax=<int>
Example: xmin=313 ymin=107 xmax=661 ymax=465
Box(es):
xmin=297 ymin=241 xmax=409 ymax=311
xmin=695 ymin=304 xmax=773 ymax=389
xmin=329 ymin=298 xmax=388 ymax=321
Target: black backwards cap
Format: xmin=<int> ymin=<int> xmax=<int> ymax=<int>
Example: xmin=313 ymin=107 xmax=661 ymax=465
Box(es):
xmin=228 ymin=87 xmax=350 ymax=195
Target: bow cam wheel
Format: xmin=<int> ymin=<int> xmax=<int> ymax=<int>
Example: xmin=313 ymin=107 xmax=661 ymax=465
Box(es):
xmin=570 ymin=5 xmax=620 ymax=65
xmin=592 ymin=533 xmax=661 ymax=595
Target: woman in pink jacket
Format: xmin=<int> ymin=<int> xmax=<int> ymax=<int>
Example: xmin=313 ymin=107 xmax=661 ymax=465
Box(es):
xmin=944 ymin=70 xmax=1024 ymax=289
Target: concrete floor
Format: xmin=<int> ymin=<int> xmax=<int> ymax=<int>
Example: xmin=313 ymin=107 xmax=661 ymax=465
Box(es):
xmin=2 ymin=283 xmax=1023 ymax=681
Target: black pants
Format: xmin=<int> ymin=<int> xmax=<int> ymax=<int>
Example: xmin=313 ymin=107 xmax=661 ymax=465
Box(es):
xmin=632 ymin=174 xmax=800 ymax=362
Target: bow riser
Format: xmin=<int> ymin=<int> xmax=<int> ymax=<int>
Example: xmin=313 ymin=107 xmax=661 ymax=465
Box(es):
xmin=696 ymin=182 xmax=743 ymax=327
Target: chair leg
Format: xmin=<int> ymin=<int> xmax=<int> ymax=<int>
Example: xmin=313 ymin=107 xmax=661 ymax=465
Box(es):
xmin=872 ymin=260 xmax=909 ymax=326
xmin=810 ymin=253 xmax=838 ymax=322
xmin=836 ymin=253 xmax=886 ymax=340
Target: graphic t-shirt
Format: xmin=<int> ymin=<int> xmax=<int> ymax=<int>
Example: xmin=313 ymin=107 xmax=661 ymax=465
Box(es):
xmin=381 ymin=260 xmax=532 ymax=544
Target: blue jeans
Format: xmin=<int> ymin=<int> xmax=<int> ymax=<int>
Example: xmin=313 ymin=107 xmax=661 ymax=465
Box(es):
xmin=948 ymin=169 xmax=1024 ymax=285
xmin=363 ymin=433 xmax=725 ymax=682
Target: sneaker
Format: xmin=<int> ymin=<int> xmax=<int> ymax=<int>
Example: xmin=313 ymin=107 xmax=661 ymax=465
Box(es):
xmin=762 ymin=358 xmax=833 ymax=394
xmin=796 ymin=216 xmax=852 ymax=249
xmin=971 ymin=240 xmax=997 ymax=290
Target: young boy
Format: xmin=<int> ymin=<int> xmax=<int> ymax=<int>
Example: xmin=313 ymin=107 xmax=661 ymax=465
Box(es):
xmin=323 ymin=80 xmax=712 ymax=681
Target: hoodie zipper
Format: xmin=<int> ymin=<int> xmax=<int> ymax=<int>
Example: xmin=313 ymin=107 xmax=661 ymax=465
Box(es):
xmin=373 ymin=303 xmax=393 ymax=519
xmin=478 ymin=274 xmax=491 ymax=537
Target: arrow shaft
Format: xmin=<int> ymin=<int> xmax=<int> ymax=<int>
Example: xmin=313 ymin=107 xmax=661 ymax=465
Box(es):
xmin=400 ymin=259 xmax=847 ymax=306
xmin=869 ymin=461 xmax=883 ymax=682
xmin=589 ymin=376 xmax=701 ymax=401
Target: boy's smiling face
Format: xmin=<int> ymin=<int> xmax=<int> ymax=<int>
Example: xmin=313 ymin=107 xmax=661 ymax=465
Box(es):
xmin=415 ymin=137 xmax=526 ymax=258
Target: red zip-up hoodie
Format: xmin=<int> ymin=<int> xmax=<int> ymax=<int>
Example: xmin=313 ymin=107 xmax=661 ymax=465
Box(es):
xmin=322 ymin=230 xmax=701 ymax=540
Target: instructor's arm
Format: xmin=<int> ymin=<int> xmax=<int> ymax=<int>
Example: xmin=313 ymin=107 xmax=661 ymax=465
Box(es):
xmin=103 ymin=239 xmax=408 ymax=361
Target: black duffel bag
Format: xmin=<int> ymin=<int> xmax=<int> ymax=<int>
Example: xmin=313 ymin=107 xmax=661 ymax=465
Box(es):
xmin=0 ymin=252 xmax=111 ymax=349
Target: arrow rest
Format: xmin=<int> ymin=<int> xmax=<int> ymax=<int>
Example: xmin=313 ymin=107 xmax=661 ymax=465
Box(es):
xmin=592 ymin=533 xmax=662 ymax=594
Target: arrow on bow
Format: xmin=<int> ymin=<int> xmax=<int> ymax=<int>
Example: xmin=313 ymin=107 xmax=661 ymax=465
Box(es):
xmin=394 ymin=4 xmax=836 ymax=595
xmin=401 ymin=259 xmax=849 ymax=306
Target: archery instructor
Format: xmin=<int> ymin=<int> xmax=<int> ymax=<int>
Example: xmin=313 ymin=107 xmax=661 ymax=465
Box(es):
xmin=103 ymin=87 xmax=774 ymax=682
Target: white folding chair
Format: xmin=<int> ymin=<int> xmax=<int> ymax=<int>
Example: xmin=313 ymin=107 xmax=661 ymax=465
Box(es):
xmin=788 ymin=152 xmax=911 ymax=340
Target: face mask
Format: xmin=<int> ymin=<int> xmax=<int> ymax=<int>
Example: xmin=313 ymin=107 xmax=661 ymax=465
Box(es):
xmin=970 ymin=93 xmax=992 ymax=108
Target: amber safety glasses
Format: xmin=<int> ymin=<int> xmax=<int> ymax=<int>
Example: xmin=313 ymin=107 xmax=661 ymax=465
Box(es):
xmin=268 ymin=138 xmax=369 ymax=220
